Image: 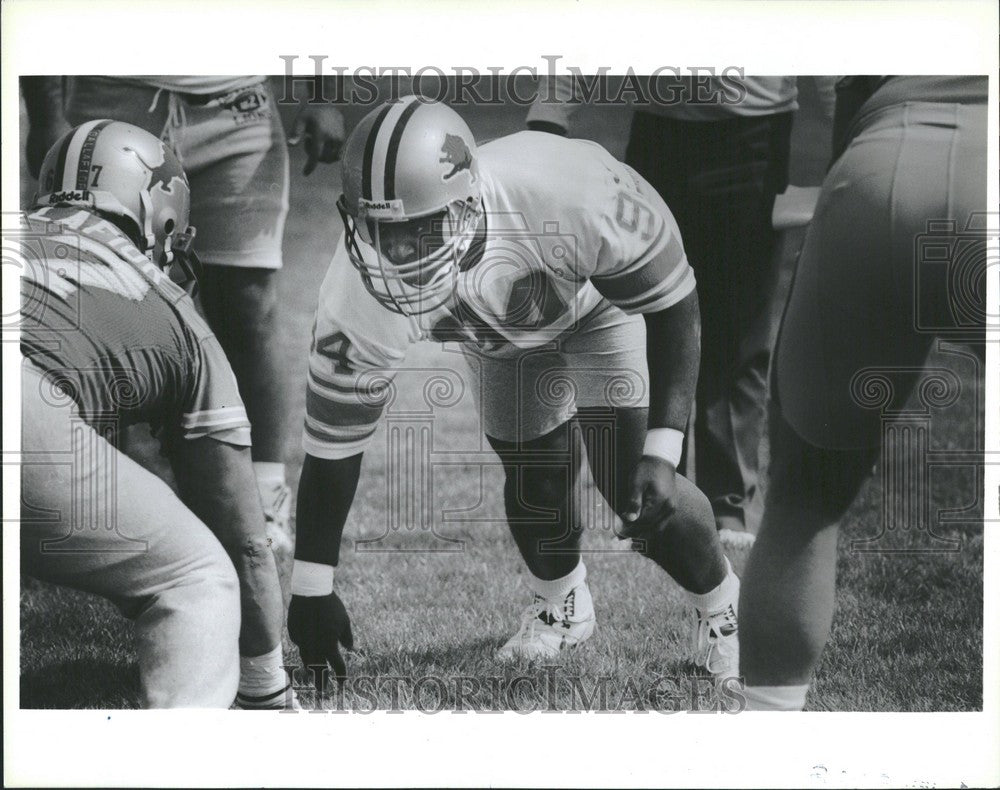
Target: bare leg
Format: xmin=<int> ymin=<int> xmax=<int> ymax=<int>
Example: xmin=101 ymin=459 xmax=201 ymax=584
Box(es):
xmin=740 ymin=400 xmax=877 ymax=686
xmin=487 ymin=421 xmax=580 ymax=580
xmin=197 ymin=266 xmax=284 ymax=462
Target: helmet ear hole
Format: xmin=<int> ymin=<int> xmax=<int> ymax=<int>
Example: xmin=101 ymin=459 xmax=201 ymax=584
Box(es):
xmin=164 ymin=218 xmax=175 ymax=234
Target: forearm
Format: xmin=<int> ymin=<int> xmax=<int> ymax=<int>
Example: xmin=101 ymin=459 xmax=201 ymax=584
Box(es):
xmin=294 ymin=452 xmax=364 ymax=567
xmin=170 ymin=438 xmax=283 ymax=655
xmin=21 ymin=76 xmax=65 ymax=125
xmin=643 ymin=289 xmax=701 ymax=432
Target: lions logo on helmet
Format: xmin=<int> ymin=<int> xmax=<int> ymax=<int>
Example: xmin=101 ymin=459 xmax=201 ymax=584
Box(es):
xmin=34 ymin=120 xmax=195 ymax=272
xmin=439 ymin=134 xmax=475 ymax=181
xmin=337 ymin=96 xmax=484 ymax=316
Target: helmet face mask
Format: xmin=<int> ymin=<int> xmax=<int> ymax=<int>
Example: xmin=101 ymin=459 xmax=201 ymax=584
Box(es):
xmin=338 ymin=97 xmax=483 ymax=316
xmin=340 ymin=194 xmax=480 ymax=315
xmin=34 ymin=119 xmax=196 ymax=277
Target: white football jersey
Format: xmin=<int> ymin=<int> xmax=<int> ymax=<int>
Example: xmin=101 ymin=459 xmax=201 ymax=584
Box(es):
xmin=304 ymin=131 xmax=694 ymax=459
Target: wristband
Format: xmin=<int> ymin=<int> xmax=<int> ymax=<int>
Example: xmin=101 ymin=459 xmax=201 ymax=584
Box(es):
xmin=642 ymin=428 xmax=684 ymax=467
xmin=291 ymin=560 xmax=334 ymax=596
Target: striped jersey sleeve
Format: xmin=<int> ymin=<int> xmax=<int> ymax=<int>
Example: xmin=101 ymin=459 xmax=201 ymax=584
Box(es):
xmin=20 ymin=206 xmax=252 ymax=447
xmin=303 ymin=244 xmax=418 ymax=459
xmin=587 ymin=163 xmax=695 ymax=314
xmin=173 ymin=288 xmax=251 ymax=445
xmin=182 ymin=331 xmax=253 ymax=446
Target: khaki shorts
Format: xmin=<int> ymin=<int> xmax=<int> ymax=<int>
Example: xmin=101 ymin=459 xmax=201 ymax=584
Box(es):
xmin=464 ymin=300 xmax=649 ymax=443
xmin=65 ymin=76 xmax=289 ymax=270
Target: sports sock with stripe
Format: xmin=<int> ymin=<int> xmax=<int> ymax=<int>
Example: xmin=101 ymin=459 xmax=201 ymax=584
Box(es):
xmin=237 ymin=643 xmax=290 ymax=705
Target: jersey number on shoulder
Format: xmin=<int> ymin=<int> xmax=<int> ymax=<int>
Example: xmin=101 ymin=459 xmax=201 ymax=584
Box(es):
xmin=615 ymin=191 xmax=656 ymax=241
xmin=313 ymin=329 xmax=354 ymax=374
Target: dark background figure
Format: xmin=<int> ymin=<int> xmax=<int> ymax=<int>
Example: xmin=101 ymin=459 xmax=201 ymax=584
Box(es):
xmin=529 ymin=75 xmax=837 ymax=545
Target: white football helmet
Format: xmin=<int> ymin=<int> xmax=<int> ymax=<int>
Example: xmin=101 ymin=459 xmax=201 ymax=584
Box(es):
xmin=34 ymin=120 xmax=196 ymax=273
xmin=338 ymin=96 xmax=483 ymax=315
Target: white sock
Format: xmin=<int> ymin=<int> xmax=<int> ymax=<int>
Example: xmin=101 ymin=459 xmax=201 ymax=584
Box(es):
xmin=526 ymin=559 xmax=586 ymax=601
xmin=743 ymin=684 xmax=810 ymax=711
xmin=253 ymin=461 xmax=286 ymax=493
xmin=687 ymin=557 xmax=739 ymax=614
xmin=238 ymin=643 xmax=288 ymax=699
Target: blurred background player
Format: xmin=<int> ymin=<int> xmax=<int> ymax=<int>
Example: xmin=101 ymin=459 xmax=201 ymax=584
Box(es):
xmin=289 ymin=97 xmax=741 ymax=683
xmin=528 ymin=74 xmax=837 ymax=547
xmin=20 ymin=121 xmax=294 ymax=708
xmin=20 ymin=76 xmax=346 ymax=591
xmin=738 ymin=76 xmax=989 ymax=710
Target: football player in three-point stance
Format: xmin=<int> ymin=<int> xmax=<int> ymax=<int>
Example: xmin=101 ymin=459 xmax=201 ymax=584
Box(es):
xmin=290 ymin=96 xmax=741 ymax=680
xmin=21 ymin=75 xmax=347 ymax=602
xmin=20 ymin=121 xmax=295 ymax=708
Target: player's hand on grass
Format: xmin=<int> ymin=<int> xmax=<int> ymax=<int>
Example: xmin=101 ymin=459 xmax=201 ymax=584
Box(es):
xmin=619 ymin=455 xmax=679 ymax=538
xmin=287 ymin=590 xmax=354 ymax=688
xmin=287 ymin=106 xmax=345 ymax=175
xmin=26 ymin=118 xmax=72 ymax=179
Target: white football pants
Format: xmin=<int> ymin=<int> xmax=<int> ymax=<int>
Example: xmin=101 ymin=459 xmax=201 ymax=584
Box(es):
xmin=20 ymin=361 xmax=241 ymax=708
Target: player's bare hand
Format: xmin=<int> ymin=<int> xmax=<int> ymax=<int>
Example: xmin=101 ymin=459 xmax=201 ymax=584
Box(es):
xmin=287 ymin=106 xmax=345 ymax=175
xmin=619 ymin=455 xmax=679 ymax=538
xmin=287 ymin=590 xmax=354 ymax=688
xmin=26 ymin=118 xmax=72 ymax=179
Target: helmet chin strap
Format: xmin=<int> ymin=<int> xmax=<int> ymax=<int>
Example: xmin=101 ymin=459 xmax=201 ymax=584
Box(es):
xmin=137 ymin=191 xmax=159 ymax=259
xmin=168 ymin=226 xmax=202 ymax=296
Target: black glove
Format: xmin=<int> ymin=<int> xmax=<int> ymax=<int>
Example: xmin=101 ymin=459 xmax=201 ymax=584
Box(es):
xmin=287 ymin=590 xmax=354 ymax=689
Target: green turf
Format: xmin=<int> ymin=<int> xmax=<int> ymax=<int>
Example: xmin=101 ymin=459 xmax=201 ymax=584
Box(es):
xmin=18 ymin=78 xmax=985 ymax=711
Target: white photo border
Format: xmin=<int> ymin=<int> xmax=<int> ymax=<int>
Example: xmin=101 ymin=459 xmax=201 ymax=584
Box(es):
xmin=3 ymin=1 xmax=997 ymax=787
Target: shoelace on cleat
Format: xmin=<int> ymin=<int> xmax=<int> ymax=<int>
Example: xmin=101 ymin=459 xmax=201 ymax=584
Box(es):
xmin=694 ymin=604 xmax=738 ymax=673
xmin=515 ymin=593 xmax=572 ymax=641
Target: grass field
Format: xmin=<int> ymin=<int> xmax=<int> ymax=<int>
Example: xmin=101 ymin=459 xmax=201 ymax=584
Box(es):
xmin=18 ymin=78 xmax=985 ymax=711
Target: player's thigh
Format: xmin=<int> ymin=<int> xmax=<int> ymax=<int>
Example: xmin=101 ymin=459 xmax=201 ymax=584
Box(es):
xmin=467 ymin=302 xmax=646 ymax=445
xmin=766 ymin=365 xmax=880 ymax=522
xmin=183 ymin=85 xmax=290 ymax=270
xmin=197 ymin=265 xmax=279 ymax=341
xmin=465 ymin=343 xmax=574 ymax=445
xmin=21 ymin=365 xmax=236 ymax=611
xmin=773 ymin=102 xmax=985 ymax=451
xmin=561 ymin=301 xmax=648 ymax=413
xmin=560 ymin=303 xmax=648 ymax=513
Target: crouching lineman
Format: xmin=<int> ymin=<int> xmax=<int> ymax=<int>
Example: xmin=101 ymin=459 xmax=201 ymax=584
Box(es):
xmin=290 ymin=97 xmax=741 ymax=681
xmin=20 ymin=121 xmax=294 ymax=708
